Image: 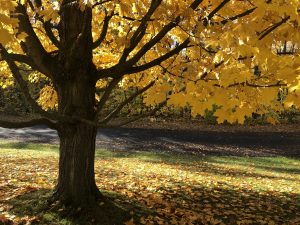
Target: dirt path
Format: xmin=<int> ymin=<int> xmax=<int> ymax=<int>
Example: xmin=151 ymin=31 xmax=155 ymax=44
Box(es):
xmin=0 ymin=124 xmax=299 ymax=157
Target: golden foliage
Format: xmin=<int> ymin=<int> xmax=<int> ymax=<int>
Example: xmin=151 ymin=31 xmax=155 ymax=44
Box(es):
xmin=0 ymin=0 xmax=300 ymax=123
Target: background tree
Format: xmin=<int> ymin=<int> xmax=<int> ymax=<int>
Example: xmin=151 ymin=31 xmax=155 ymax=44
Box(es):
xmin=0 ymin=0 xmax=299 ymax=211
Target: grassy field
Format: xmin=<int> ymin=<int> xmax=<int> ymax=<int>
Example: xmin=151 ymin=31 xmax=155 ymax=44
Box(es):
xmin=0 ymin=141 xmax=299 ymax=224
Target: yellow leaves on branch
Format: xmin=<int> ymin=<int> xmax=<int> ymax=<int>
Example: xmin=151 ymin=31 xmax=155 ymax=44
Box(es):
xmin=0 ymin=62 xmax=14 ymax=89
xmin=0 ymin=0 xmax=299 ymax=124
xmin=285 ymin=83 xmax=300 ymax=109
xmin=0 ymin=1 xmax=20 ymax=45
xmin=144 ymin=82 xmax=171 ymax=106
xmin=37 ymin=85 xmax=58 ymax=111
xmin=0 ymin=28 xmax=12 ymax=45
xmin=39 ymin=9 xmax=59 ymax=22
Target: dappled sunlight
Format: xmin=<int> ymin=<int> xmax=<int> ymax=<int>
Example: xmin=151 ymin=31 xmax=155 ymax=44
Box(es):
xmin=0 ymin=144 xmax=299 ymax=224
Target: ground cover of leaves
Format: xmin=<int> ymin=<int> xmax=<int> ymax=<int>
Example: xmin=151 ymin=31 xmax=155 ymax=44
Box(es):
xmin=0 ymin=142 xmax=299 ymax=225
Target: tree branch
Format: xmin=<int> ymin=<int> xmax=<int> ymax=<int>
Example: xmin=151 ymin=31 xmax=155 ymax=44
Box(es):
xmin=92 ymin=0 xmax=113 ymax=8
xmin=93 ymin=12 xmax=113 ymax=49
xmin=43 ymin=21 xmax=61 ymax=49
xmin=0 ymin=116 xmax=56 ymax=129
xmin=103 ymin=100 xmax=167 ymax=128
xmin=96 ymin=78 xmax=122 ymax=117
xmin=27 ymin=0 xmax=60 ymax=49
xmin=125 ymin=18 xmax=181 ymax=68
xmin=221 ymin=7 xmax=257 ymax=25
xmin=0 ymin=44 xmax=50 ymax=117
xmin=96 ymin=0 xmax=204 ymax=79
xmin=126 ymin=39 xmax=189 ymax=75
xmin=119 ymin=0 xmax=163 ymax=63
xmin=0 ymin=53 xmax=38 ymax=70
xmin=245 ymin=81 xmax=287 ymax=88
xmin=258 ymin=16 xmax=290 ymax=40
xmin=206 ymin=0 xmax=231 ymax=22
xmin=213 ymin=81 xmax=287 ymax=88
xmin=100 ymin=80 xmax=155 ymax=124
xmin=14 ymin=3 xmax=58 ymax=79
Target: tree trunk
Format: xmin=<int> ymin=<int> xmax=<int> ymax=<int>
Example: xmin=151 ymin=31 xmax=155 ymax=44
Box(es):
xmin=54 ymin=122 xmax=102 ymax=207
xmin=53 ymin=72 xmax=100 ymax=207
xmin=52 ymin=1 xmax=100 ymax=208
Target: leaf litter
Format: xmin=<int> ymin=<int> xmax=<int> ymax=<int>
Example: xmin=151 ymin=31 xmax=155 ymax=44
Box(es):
xmin=0 ymin=146 xmax=299 ymax=224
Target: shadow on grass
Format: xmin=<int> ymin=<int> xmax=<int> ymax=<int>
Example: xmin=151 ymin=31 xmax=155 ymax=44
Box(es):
xmin=96 ymin=149 xmax=300 ymax=174
xmin=158 ymin=182 xmax=300 ymax=224
xmin=3 ymin=185 xmax=299 ymax=224
xmin=0 ymin=144 xmax=299 ymax=224
xmin=2 ymin=189 xmax=146 ymax=225
xmin=0 ymin=141 xmax=299 ymax=181
xmin=95 ymin=149 xmax=204 ymax=164
xmin=207 ymin=157 xmax=300 ymax=175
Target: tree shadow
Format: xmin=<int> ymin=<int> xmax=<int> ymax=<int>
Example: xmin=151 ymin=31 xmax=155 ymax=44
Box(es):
xmin=1 ymin=181 xmax=299 ymax=224
xmin=152 ymin=182 xmax=300 ymax=224
xmin=1 ymin=189 xmax=138 ymax=225
xmin=206 ymin=157 xmax=300 ymax=175
xmin=96 ymin=151 xmax=300 ymax=182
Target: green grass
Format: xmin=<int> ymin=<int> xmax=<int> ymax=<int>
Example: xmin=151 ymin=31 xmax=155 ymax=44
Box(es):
xmin=0 ymin=141 xmax=299 ymax=224
xmin=0 ymin=141 xmax=58 ymax=155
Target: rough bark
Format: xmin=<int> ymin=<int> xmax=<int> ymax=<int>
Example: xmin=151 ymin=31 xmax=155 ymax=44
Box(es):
xmin=54 ymin=123 xmax=101 ymax=207
xmin=48 ymin=1 xmax=102 ymax=208
xmin=52 ymin=73 xmax=101 ymax=207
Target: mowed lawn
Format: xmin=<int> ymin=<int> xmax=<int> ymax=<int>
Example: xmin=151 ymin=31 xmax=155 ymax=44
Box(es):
xmin=0 ymin=141 xmax=299 ymax=225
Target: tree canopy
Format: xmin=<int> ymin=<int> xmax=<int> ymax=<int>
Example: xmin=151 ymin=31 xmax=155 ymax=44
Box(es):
xmin=0 ymin=0 xmax=299 ymax=126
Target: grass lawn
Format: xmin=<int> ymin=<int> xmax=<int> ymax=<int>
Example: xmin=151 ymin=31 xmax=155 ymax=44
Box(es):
xmin=0 ymin=141 xmax=299 ymax=224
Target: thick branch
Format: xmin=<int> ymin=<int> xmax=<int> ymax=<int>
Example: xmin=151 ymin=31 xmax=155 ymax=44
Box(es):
xmin=0 ymin=53 xmax=38 ymax=69
xmin=0 ymin=44 xmax=49 ymax=117
xmin=0 ymin=116 xmax=56 ymax=129
xmin=15 ymin=4 xmax=58 ymax=79
xmin=125 ymin=6 xmax=191 ymax=69
xmin=43 ymin=21 xmax=60 ymax=49
xmin=96 ymin=0 xmax=204 ymax=79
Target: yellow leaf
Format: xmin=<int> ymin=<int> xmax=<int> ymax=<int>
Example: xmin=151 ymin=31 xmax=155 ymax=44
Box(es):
xmin=0 ymin=29 xmax=11 ymax=45
xmin=124 ymin=218 xmax=135 ymax=225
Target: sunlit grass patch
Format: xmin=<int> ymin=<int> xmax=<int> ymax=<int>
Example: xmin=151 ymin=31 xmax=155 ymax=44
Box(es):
xmin=0 ymin=140 xmax=58 ymax=156
xmin=0 ymin=142 xmax=299 ymax=224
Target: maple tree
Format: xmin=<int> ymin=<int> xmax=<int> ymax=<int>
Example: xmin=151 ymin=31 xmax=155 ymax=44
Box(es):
xmin=0 ymin=0 xmax=299 ymax=212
